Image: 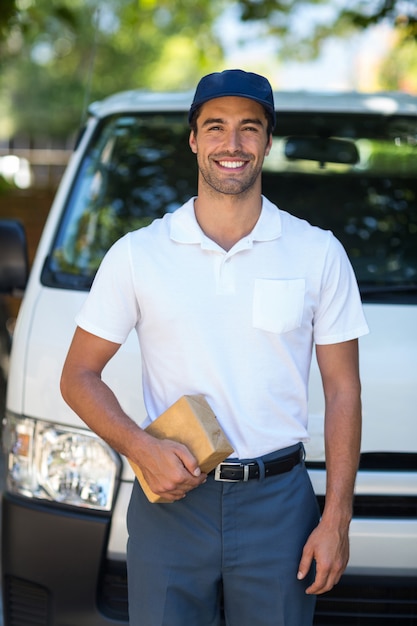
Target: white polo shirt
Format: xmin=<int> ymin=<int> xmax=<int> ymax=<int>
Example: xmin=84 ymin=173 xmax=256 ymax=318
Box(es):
xmin=76 ymin=196 xmax=369 ymax=459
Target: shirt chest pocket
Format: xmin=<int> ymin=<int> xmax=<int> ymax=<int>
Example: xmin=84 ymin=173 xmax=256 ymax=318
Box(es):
xmin=252 ymin=278 xmax=305 ymax=334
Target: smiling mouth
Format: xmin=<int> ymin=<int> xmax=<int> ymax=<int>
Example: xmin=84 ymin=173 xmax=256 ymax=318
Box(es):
xmin=217 ymin=160 xmax=246 ymax=169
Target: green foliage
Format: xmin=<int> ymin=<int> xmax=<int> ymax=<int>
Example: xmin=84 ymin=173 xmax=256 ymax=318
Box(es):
xmin=0 ymin=175 xmax=13 ymax=195
xmin=0 ymin=0 xmax=17 ymax=39
xmin=236 ymin=0 xmax=417 ymax=31
xmin=377 ymin=32 xmax=417 ymax=92
xmin=234 ymin=0 xmax=417 ymax=59
xmin=0 ymin=0 xmax=224 ymax=140
xmin=0 ymin=0 xmax=416 ymax=142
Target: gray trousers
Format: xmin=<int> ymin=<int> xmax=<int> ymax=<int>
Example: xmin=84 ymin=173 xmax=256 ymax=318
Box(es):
xmin=127 ymin=444 xmax=320 ymax=626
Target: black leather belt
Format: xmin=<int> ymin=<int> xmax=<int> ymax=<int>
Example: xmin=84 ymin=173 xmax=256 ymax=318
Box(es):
xmin=213 ymin=447 xmax=303 ymax=482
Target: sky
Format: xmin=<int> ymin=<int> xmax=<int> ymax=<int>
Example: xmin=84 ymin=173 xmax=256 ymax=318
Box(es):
xmin=217 ymin=5 xmax=394 ymax=93
xmin=276 ymin=26 xmax=392 ymax=91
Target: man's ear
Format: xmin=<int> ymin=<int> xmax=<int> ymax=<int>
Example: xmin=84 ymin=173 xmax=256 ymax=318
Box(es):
xmin=265 ymin=133 xmax=273 ymax=156
xmin=189 ymin=131 xmax=197 ymax=154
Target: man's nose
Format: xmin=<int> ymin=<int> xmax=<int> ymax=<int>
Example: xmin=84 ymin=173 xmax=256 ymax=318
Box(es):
xmin=224 ymin=129 xmax=241 ymax=151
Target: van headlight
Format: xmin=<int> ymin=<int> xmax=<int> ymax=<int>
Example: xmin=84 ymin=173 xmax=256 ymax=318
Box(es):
xmin=3 ymin=413 xmax=121 ymax=512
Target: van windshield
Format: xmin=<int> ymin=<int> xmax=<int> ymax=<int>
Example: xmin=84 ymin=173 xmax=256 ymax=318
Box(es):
xmin=42 ymin=110 xmax=417 ymax=302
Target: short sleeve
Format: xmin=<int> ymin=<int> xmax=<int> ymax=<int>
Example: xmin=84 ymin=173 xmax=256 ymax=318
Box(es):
xmin=76 ymin=233 xmax=140 ymax=344
xmin=313 ymin=235 xmax=369 ymax=345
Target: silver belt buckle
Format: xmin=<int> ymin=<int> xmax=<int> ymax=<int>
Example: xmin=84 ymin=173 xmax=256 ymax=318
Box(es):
xmin=214 ymin=462 xmax=250 ymax=482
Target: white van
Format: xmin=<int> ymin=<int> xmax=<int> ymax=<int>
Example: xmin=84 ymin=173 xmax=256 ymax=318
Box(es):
xmin=1 ymin=89 xmax=416 ymax=626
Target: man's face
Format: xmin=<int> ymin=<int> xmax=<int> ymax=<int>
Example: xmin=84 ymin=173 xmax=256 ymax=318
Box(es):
xmin=189 ymin=96 xmax=272 ymax=197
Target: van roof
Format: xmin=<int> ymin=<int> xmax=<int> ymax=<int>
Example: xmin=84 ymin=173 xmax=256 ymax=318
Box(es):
xmin=89 ymin=89 xmax=417 ymax=119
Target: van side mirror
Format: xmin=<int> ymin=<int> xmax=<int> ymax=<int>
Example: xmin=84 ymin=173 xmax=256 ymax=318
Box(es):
xmin=0 ymin=219 xmax=29 ymax=294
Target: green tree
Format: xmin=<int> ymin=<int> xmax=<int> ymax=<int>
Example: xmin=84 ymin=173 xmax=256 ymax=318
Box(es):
xmin=231 ymin=0 xmax=416 ymax=90
xmin=0 ymin=0 xmax=416 ymax=141
xmin=377 ymin=27 xmax=417 ymax=92
xmin=2 ymin=0 xmax=416 ymax=47
xmin=0 ymin=0 xmax=225 ymax=140
xmin=235 ymin=0 xmax=416 ymax=54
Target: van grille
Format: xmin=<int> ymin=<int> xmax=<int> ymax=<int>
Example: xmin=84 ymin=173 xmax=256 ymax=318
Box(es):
xmin=313 ymin=576 xmax=417 ymax=625
xmin=4 ymin=576 xmax=49 ymax=626
xmin=98 ymin=560 xmax=129 ymax=620
xmin=358 ymin=452 xmax=417 ymax=471
xmin=315 ymin=494 xmax=417 ymax=518
xmin=307 ymin=452 xmax=417 ymax=472
xmin=99 ymin=564 xmax=417 ymax=625
xmin=308 ymin=452 xmax=417 ymax=519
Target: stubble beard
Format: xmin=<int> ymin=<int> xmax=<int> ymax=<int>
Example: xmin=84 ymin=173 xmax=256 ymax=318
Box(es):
xmin=197 ymin=154 xmax=262 ymax=197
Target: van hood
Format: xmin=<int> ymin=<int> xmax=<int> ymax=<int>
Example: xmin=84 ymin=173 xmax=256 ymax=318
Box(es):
xmin=305 ymin=302 xmax=417 ymax=459
xmin=8 ymin=287 xmax=145 ymax=435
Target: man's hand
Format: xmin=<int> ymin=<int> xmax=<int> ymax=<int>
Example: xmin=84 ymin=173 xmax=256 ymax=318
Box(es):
xmin=297 ymin=518 xmax=350 ymax=594
xmin=135 ymin=434 xmax=207 ymax=502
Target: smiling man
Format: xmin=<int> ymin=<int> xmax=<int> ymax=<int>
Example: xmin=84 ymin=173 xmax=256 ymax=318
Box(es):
xmin=61 ymin=69 xmax=369 ymax=626
xmin=190 ymin=97 xmax=271 ymax=198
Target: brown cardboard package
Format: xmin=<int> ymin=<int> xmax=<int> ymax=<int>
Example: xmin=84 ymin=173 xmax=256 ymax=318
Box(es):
xmin=128 ymin=394 xmax=234 ymax=503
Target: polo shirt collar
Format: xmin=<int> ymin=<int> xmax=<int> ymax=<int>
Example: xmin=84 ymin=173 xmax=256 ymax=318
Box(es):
xmin=170 ymin=196 xmax=282 ymax=248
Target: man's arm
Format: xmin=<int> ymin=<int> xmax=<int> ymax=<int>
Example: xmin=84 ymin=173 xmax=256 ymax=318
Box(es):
xmin=60 ymin=327 xmax=205 ymax=502
xmin=297 ymin=338 xmax=362 ymax=594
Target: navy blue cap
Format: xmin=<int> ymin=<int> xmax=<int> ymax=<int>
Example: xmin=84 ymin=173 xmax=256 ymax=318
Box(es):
xmin=188 ymin=69 xmax=275 ymax=127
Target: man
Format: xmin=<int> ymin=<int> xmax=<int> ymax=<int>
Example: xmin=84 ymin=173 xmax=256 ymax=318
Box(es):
xmin=61 ymin=69 xmax=369 ymax=625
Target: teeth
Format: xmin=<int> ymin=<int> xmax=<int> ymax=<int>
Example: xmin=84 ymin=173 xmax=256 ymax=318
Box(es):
xmin=219 ymin=160 xmax=245 ymax=169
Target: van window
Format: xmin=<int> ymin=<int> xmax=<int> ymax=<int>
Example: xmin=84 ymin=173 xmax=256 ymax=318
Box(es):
xmin=42 ymin=111 xmax=417 ymax=303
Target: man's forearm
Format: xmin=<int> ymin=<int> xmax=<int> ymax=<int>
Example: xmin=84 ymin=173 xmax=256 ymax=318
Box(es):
xmin=61 ymin=365 xmax=148 ymax=461
xmin=322 ymin=390 xmax=362 ymax=527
